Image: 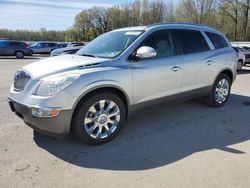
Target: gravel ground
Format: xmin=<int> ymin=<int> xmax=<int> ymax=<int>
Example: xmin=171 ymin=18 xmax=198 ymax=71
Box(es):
xmin=0 ymin=56 xmax=250 ymax=188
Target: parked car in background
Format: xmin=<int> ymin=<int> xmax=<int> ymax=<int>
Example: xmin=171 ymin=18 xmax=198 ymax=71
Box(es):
xmin=67 ymin=42 xmax=85 ymax=47
xmin=242 ymin=46 xmax=250 ymax=51
xmin=0 ymin=40 xmax=32 ymax=58
xmin=57 ymin=43 xmax=68 ymax=48
xmin=9 ymin=23 xmax=237 ymax=145
xmin=30 ymin=42 xmax=59 ymax=54
xmin=233 ymin=47 xmax=246 ymax=71
xmin=242 ymin=49 xmax=250 ymax=64
xmin=50 ymin=45 xmax=83 ymax=56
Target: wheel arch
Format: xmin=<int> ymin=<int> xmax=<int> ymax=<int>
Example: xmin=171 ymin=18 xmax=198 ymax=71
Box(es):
xmin=214 ymin=68 xmax=234 ymax=84
xmin=238 ymin=59 xmax=243 ymax=63
xmin=70 ymin=85 xmax=131 ymax=131
xmin=15 ymin=50 xmax=24 ymax=54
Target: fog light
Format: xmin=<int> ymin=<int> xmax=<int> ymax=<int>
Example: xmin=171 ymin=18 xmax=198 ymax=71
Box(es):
xmin=31 ymin=107 xmax=61 ymax=118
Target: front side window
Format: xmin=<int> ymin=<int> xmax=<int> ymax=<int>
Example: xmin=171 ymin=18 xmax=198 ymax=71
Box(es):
xmin=139 ymin=30 xmax=175 ymax=58
xmin=77 ymin=30 xmax=143 ymax=59
xmin=178 ymin=30 xmax=210 ymax=54
xmin=48 ymin=43 xmax=56 ymax=47
xmin=206 ymin=32 xmax=228 ymax=49
xmin=31 ymin=43 xmax=42 ymax=48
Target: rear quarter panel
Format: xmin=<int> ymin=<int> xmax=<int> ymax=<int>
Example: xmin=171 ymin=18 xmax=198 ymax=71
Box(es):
xmin=209 ymin=47 xmax=237 ymax=83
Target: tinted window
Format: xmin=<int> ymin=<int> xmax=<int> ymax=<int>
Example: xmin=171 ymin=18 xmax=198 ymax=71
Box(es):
xmin=47 ymin=43 xmax=56 ymax=47
xmin=10 ymin=42 xmax=23 ymax=47
xmin=140 ymin=30 xmax=175 ymax=58
xmin=206 ymin=32 xmax=228 ymax=49
xmin=178 ymin=30 xmax=210 ymax=54
xmin=0 ymin=41 xmax=7 ymax=47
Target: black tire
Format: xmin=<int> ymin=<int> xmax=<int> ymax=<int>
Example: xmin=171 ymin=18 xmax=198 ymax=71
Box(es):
xmin=15 ymin=51 xmax=24 ymax=59
xmin=237 ymin=60 xmax=243 ymax=71
xmin=72 ymin=91 xmax=126 ymax=145
xmin=207 ymin=73 xmax=231 ymax=107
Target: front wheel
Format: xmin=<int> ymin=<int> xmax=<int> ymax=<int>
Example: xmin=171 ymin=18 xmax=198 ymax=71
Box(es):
xmin=207 ymin=74 xmax=231 ymax=107
xmin=72 ymin=92 xmax=126 ymax=145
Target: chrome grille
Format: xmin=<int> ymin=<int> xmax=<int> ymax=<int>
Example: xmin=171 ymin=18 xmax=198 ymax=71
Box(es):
xmin=13 ymin=70 xmax=31 ymax=91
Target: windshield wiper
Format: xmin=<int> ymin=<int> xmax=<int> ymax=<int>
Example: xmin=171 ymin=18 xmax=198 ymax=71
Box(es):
xmin=80 ymin=53 xmax=98 ymax=58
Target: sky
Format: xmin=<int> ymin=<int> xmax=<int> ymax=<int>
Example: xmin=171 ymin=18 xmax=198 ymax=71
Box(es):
xmin=0 ymin=0 xmax=178 ymax=31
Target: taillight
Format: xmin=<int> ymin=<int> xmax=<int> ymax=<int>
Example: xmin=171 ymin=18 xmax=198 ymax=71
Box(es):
xmin=25 ymin=43 xmax=30 ymax=48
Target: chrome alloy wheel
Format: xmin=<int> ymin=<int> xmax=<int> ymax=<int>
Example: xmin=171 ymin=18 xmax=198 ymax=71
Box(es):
xmin=84 ymin=100 xmax=120 ymax=139
xmin=215 ymin=78 xmax=229 ymax=104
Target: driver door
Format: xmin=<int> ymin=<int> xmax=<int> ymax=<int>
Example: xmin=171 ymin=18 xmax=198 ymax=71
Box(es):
xmin=131 ymin=30 xmax=183 ymax=105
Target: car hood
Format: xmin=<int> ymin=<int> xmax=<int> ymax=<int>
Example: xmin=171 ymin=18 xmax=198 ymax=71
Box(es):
xmin=23 ymin=55 xmax=110 ymax=79
xmin=51 ymin=46 xmax=83 ymax=54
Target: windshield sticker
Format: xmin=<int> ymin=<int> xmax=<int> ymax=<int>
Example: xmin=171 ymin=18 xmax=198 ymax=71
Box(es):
xmin=125 ymin=31 xmax=142 ymax=36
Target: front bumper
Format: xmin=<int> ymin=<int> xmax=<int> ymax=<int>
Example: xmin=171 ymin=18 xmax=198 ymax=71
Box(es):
xmin=8 ymin=98 xmax=73 ymax=137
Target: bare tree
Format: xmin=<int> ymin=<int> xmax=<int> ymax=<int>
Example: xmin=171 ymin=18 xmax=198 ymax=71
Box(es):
xmin=240 ymin=0 xmax=250 ymax=40
xmin=178 ymin=0 xmax=215 ymax=24
xmin=218 ymin=0 xmax=240 ymax=41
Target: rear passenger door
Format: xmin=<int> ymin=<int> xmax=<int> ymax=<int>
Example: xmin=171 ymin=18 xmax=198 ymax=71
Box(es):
xmin=8 ymin=42 xmax=22 ymax=55
xmin=177 ymin=29 xmax=214 ymax=92
xmin=7 ymin=41 xmax=21 ymax=55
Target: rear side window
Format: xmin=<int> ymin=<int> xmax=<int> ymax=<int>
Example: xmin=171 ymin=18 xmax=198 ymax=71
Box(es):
xmin=178 ymin=30 xmax=210 ymax=54
xmin=0 ymin=41 xmax=7 ymax=47
xmin=10 ymin=42 xmax=21 ymax=47
xmin=205 ymin=32 xmax=228 ymax=49
xmin=10 ymin=42 xmax=27 ymax=47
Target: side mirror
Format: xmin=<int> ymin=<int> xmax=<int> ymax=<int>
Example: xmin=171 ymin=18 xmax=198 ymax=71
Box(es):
xmin=135 ymin=46 xmax=157 ymax=59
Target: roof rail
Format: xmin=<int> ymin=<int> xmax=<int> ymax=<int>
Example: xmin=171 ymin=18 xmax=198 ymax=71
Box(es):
xmin=147 ymin=22 xmax=215 ymax=30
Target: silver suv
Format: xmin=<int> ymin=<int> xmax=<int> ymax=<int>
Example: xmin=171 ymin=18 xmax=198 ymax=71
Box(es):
xmin=8 ymin=23 xmax=237 ymax=145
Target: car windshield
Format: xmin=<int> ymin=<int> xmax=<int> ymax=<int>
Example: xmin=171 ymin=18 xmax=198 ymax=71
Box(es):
xmin=77 ymin=30 xmax=144 ymax=59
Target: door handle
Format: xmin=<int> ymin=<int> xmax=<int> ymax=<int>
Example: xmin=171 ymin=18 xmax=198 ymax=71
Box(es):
xmin=171 ymin=66 xmax=181 ymax=72
xmin=206 ymin=60 xmax=214 ymax=66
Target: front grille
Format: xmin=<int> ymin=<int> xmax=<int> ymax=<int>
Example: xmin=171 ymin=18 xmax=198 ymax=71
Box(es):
xmin=13 ymin=70 xmax=31 ymax=91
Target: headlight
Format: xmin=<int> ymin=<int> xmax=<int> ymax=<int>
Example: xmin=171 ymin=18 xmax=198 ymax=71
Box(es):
xmin=35 ymin=73 xmax=80 ymax=96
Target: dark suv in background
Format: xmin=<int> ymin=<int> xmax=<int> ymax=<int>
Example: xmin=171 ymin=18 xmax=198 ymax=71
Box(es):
xmin=0 ymin=40 xmax=32 ymax=58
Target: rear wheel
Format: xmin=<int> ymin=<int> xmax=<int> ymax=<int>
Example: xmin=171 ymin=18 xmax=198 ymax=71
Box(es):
xmin=72 ymin=92 xmax=126 ymax=145
xmin=15 ymin=51 xmax=24 ymax=59
xmin=207 ymin=74 xmax=231 ymax=107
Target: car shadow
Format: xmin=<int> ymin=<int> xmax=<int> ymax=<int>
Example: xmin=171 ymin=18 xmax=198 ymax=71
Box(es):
xmin=33 ymin=94 xmax=250 ymax=171
xmin=238 ymin=68 xmax=250 ymax=74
